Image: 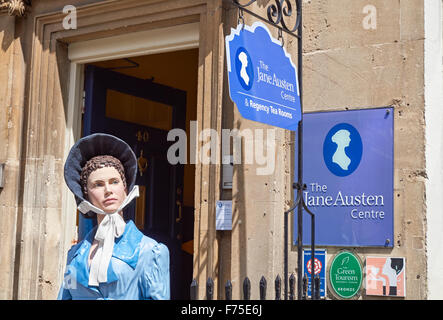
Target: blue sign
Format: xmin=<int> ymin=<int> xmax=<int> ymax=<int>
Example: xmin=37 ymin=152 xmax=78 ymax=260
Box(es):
xmin=294 ymin=108 xmax=394 ymax=247
xmin=303 ymin=249 xmax=327 ymax=298
xmin=225 ymin=22 xmax=301 ymax=131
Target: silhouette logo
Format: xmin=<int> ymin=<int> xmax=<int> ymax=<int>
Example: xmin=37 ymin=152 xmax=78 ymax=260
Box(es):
xmin=235 ymin=47 xmax=254 ymax=91
xmin=323 ymin=123 xmax=363 ymax=177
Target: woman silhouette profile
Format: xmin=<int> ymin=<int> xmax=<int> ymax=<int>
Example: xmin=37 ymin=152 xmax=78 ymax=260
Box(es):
xmin=331 ymin=129 xmax=351 ymax=170
xmin=238 ymin=51 xmax=250 ymax=86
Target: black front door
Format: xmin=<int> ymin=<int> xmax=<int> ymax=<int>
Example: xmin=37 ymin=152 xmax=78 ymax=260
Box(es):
xmin=82 ymin=65 xmax=187 ymax=299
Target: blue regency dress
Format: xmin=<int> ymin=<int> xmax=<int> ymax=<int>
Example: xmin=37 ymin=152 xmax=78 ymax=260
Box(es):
xmin=58 ymin=220 xmax=170 ymax=300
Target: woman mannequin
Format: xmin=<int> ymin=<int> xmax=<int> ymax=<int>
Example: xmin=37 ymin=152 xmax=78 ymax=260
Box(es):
xmin=58 ymin=133 xmax=170 ymax=300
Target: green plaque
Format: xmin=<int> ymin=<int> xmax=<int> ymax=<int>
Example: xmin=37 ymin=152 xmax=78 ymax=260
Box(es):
xmin=329 ymin=251 xmax=362 ymax=299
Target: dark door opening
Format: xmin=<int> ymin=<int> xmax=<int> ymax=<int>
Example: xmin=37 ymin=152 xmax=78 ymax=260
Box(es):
xmin=80 ymin=60 xmax=195 ymax=299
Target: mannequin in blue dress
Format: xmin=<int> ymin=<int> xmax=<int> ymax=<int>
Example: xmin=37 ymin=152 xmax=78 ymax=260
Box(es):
xmin=58 ymin=133 xmax=170 ymax=300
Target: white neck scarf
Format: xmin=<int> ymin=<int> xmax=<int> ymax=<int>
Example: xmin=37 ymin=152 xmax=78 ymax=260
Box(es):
xmin=77 ymin=185 xmax=139 ymax=286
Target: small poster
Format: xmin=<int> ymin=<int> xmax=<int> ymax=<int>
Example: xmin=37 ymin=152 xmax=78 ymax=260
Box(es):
xmin=365 ymin=257 xmax=406 ymax=297
xmin=216 ymin=200 xmax=232 ymax=230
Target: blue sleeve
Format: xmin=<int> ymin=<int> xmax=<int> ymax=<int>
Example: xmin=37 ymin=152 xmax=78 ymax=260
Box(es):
xmin=57 ymin=280 xmax=72 ymax=300
xmin=142 ymin=243 xmax=170 ymax=300
xmin=57 ymin=245 xmax=78 ymax=300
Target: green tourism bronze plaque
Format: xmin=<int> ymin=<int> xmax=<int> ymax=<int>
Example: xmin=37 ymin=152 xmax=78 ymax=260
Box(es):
xmin=329 ymin=251 xmax=363 ymax=299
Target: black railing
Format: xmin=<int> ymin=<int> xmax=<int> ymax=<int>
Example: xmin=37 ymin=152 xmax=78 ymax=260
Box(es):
xmin=190 ymin=274 xmax=321 ymax=300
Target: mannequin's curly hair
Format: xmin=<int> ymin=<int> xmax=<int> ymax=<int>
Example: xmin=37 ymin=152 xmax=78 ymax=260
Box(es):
xmin=80 ymin=155 xmax=127 ymax=199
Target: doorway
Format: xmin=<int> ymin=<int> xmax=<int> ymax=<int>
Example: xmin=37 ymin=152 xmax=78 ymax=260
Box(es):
xmin=79 ymin=50 xmax=198 ymax=300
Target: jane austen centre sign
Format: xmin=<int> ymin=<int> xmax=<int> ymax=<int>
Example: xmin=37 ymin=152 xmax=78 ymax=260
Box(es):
xmin=225 ymin=21 xmax=301 ymax=131
xmin=294 ymin=108 xmax=394 ymax=247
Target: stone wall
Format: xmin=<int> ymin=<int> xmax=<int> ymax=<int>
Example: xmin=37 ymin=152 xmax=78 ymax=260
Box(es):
xmin=0 ymin=13 xmax=25 ymax=300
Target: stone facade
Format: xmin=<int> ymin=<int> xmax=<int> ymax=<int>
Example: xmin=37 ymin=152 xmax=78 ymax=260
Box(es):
xmin=0 ymin=0 xmax=439 ymax=300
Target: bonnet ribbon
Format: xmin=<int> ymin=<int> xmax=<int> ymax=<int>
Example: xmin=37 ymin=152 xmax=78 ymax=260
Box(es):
xmin=77 ymin=185 xmax=139 ymax=286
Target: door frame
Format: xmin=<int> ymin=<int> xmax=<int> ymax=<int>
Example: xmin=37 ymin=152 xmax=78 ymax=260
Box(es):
xmin=19 ymin=0 xmax=224 ymax=299
xmin=65 ymin=22 xmax=199 ymax=245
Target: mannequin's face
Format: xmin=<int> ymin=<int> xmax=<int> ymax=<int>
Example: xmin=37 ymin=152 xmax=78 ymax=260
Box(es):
xmin=87 ymin=166 xmax=127 ymax=214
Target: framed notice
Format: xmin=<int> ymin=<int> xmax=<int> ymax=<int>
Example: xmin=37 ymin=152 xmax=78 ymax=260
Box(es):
xmin=216 ymin=200 xmax=232 ymax=230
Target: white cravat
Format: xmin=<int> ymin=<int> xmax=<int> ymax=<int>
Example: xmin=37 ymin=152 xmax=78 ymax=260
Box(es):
xmin=77 ymin=185 xmax=139 ymax=286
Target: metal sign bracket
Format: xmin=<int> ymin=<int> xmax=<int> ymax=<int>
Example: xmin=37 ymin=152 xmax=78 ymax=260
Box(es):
xmin=230 ymin=0 xmax=316 ymax=300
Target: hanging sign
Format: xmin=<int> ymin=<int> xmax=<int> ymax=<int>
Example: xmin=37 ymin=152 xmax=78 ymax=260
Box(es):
xmin=303 ymin=249 xmax=327 ymax=298
xmin=366 ymin=256 xmax=406 ymax=297
xmin=329 ymin=251 xmax=363 ymax=299
xmin=225 ymin=21 xmax=301 ymax=131
xmin=294 ymin=108 xmax=394 ymax=247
